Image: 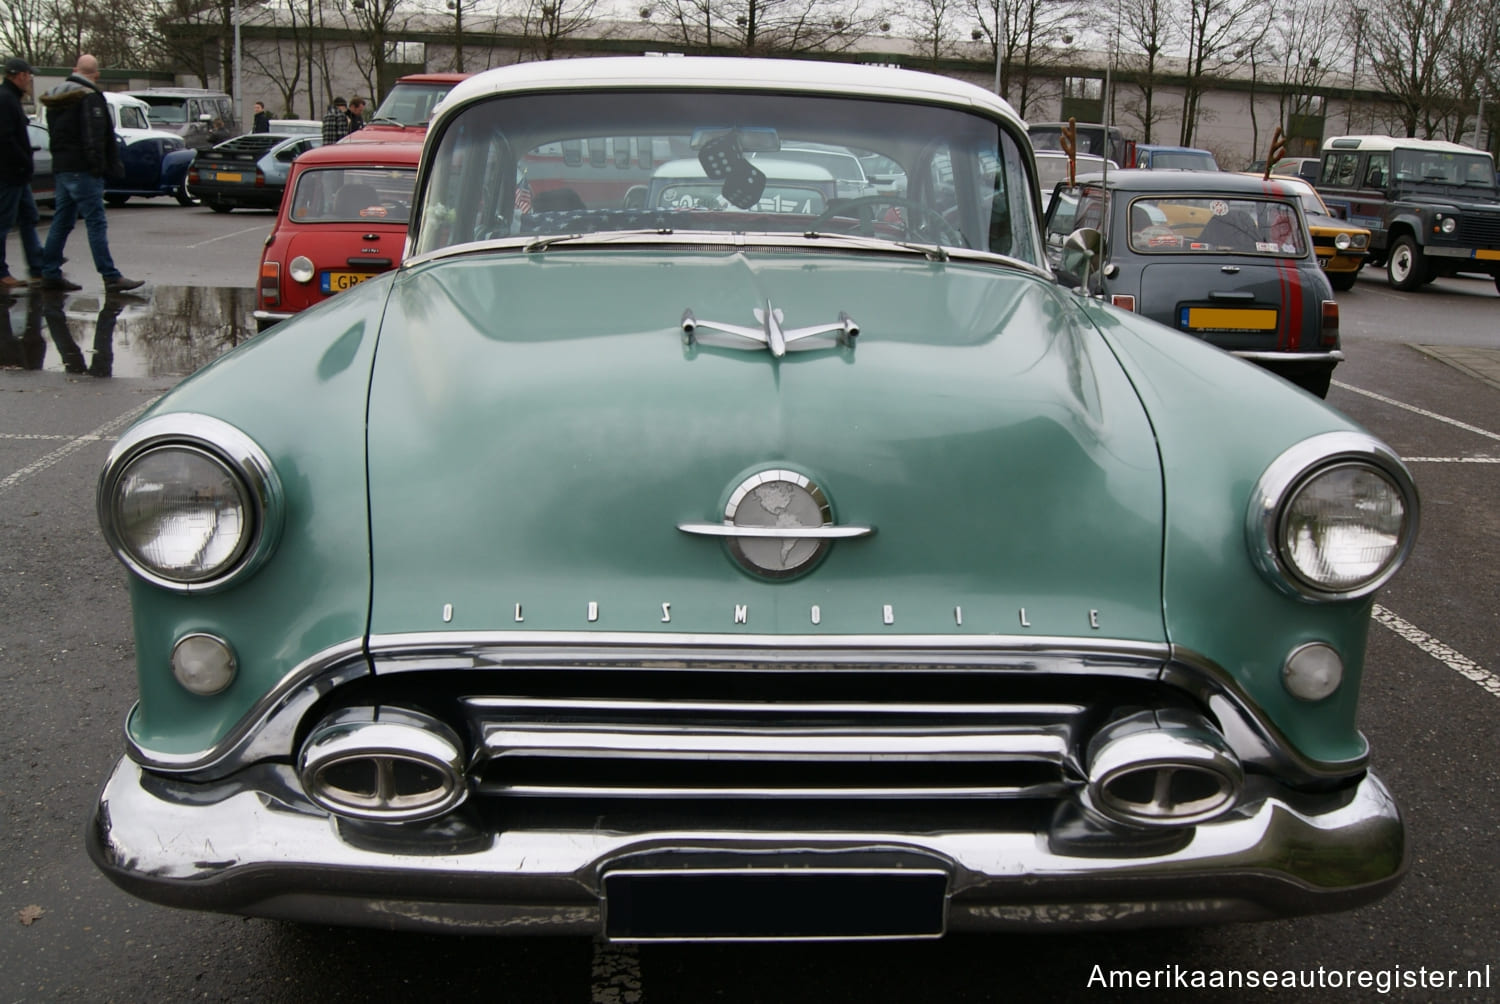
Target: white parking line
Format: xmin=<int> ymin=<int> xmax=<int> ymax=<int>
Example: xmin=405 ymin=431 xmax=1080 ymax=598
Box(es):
xmin=590 ymin=941 xmax=644 ymax=1004
xmin=185 ymin=225 xmax=269 ymax=249
xmin=1333 ymin=382 xmax=1500 ymax=443
xmin=0 ymin=400 xmax=155 ymax=495
xmin=1400 ymin=456 xmax=1500 ymax=463
xmin=1374 ymin=605 xmax=1500 ymax=700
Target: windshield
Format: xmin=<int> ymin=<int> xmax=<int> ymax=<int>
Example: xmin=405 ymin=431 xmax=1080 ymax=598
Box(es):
xmin=370 ymin=83 xmax=454 ymax=127
xmin=135 ymin=98 xmax=187 ymax=123
xmin=1393 ymin=149 xmax=1497 ymax=188
xmin=288 ymin=167 xmax=417 ymax=223
xmin=415 ymin=90 xmax=1040 ymax=263
xmin=1126 ymin=196 xmax=1307 ymax=256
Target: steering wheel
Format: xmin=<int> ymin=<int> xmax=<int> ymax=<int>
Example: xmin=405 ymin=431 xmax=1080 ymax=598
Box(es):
xmin=810 ymin=196 xmax=967 ymax=247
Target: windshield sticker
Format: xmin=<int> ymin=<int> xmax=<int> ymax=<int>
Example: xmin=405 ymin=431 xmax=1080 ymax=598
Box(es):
xmin=1257 ymin=242 xmax=1278 ymax=252
xmin=1210 ymin=200 xmax=1230 ymax=216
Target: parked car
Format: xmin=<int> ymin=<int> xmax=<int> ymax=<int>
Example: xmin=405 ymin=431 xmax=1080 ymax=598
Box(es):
xmin=1035 ymin=150 xmax=1114 ymax=213
xmin=1239 ymin=173 xmax=1371 ymax=290
xmin=640 ymin=156 xmax=837 ymax=215
xmin=1315 ymin=134 xmax=1500 ymax=293
xmin=253 ymin=140 xmax=420 ymax=331
xmin=752 ymin=143 xmax=877 ymax=201
xmin=1133 ymin=144 xmax=1220 ymax=171
xmin=28 ymin=121 xmax=53 ymax=205
xmin=90 ymin=57 xmax=1417 ymax=941
xmin=342 ymin=72 xmax=470 ymax=142
xmin=267 ymin=118 xmax=322 ymax=137
xmin=1269 ymin=156 xmax=1320 ymax=183
xmin=188 ymin=132 xmax=322 ymax=213
xmin=1028 ymin=120 xmax=1134 ymax=166
xmin=103 ymin=92 xmax=197 ymax=206
xmin=124 ymin=87 xmax=237 ymax=152
xmin=1044 ymin=169 xmax=1341 ymax=396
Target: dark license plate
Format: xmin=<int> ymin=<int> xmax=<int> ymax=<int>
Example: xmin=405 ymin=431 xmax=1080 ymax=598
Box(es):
xmin=602 ymin=869 xmax=948 ymax=941
xmin=320 ymin=271 xmax=372 ymax=294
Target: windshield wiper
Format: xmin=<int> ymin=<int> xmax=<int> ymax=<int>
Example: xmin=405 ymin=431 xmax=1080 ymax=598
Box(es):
xmin=800 ymin=229 xmax=950 ymax=262
xmin=523 ymin=228 xmax=677 ymax=253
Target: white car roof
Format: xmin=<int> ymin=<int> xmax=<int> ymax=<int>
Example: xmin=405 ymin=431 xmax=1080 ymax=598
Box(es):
xmin=1323 ymin=134 xmax=1490 ymax=157
xmin=434 ymin=56 xmax=1026 ymax=135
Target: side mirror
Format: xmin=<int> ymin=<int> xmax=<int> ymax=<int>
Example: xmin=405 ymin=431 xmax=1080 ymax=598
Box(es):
xmin=1060 ymin=227 xmax=1103 ymax=291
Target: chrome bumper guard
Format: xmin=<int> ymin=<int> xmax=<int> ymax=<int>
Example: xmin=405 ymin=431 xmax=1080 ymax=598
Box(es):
xmin=89 ymin=757 xmax=1404 ymax=936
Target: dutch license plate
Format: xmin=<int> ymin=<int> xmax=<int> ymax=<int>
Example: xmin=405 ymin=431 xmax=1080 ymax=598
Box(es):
xmin=321 ymin=271 xmax=371 ymax=294
xmin=1474 ymin=249 xmax=1500 ymax=261
xmin=1180 ymin=307 xmax=1278 ymax=334
xmin=214 ymin=171 xmax=243 ymax=183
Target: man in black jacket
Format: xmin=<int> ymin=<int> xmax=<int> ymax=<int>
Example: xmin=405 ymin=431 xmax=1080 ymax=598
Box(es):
xmin=37 ymin=54 xmax=142 ymax=292
xmin=0 ymin=56 xmax=44 ymax=289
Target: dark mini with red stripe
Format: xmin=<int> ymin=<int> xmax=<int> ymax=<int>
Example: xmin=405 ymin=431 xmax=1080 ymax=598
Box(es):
xmin=1044 ymin=169 xmax=1340 ymax=397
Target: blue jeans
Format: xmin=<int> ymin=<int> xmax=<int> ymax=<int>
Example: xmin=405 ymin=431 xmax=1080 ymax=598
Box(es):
xmin=42 ymin=171 xmax=120 ymax=281
xmin=0 ymin=183 xmax=45 ymax=279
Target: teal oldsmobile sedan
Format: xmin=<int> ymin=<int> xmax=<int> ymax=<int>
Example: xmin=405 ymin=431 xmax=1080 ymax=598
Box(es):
xmin=89 ymin=58 xmax=1419 ymax=940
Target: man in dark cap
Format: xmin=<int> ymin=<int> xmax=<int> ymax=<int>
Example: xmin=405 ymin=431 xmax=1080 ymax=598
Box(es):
xmin=1 ymin=56 xmax=45 ymax=289
xmin=322 ymin=96 xmax=351 ymax=144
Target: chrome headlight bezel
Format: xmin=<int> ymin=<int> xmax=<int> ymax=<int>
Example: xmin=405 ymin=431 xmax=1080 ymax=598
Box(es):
xmin=1246 ymin=432 xmax=1419 ymax=602
xmin=1334 ymin=232 xmax=1351 ymax=251
xmin=97 ymin=414 xmax=284 ymax=593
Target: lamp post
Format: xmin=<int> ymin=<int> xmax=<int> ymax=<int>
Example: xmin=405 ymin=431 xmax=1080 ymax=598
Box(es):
xmin=1345 ymin=9 xmax=1365 ymax=132
xmin=447 ymin=0 xmax=464 ymax=71
xmin=1475 ymin=0 xmax=1496 ymax=152
xmin=233 ymin=0 xmax=243 ymax=129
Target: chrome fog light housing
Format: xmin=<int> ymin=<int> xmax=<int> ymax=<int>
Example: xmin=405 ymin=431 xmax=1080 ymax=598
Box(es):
xmin=171 ymin=633 xmax=237 ymax=695
xmin=98 ymin=415 xmax=284 ymax=593
xmin=289 ymin=256 xmax=315 ymax=284
xmin=1248 ymin=432 xmax=1419 ymax=601
xmin=299 ymin=707 xmax=468 ymax=822
xmin=1283 ymin=642 xmax=1343 ymax=701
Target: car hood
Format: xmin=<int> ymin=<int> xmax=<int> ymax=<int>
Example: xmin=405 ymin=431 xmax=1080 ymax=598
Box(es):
xmin=364 ymin=250 xmax=1166 ymax=641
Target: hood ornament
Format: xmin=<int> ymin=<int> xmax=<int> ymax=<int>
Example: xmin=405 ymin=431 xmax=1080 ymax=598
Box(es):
xmin=681 ymin=302 xmax=858 ymax=357
xmin=678 ymin=469 xmax=874 ymax=579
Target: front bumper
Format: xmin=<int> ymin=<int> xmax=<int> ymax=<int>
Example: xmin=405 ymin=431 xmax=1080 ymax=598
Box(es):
xmin=89 ymin=757 xmax=1404 ymax=936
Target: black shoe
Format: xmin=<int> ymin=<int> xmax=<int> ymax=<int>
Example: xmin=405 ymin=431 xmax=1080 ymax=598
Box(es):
xmin=40 ymin=277 xmax=83 ymax=291
xmin=104 ymin=276 xmax=145 ymax=292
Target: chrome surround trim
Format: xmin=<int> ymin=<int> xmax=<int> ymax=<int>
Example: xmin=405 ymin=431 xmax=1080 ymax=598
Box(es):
xmin=125 ymin=632 xmax=1370 ymax=783
xmin=88 ymin=757 xmax=1406 ymax=934
xmin=1245 ymin=431 xmax=1420 ymax=602
xmin=1230 ymin=349 xmax=1346 ymax=363
xmin=170 ymin=632 xmax=238 ymax=696
xmin=97 ymin=414 xmax=285 ymax=594
xmin=676 ymin=524 xmax=875 ymax=540
xmin=1083 ymin=710 xmax=1243 ymax=827
xmin=683 ymin=469 xmax=871 ymax=578
xmin=298 ymin=707 xmax=468 ymax=822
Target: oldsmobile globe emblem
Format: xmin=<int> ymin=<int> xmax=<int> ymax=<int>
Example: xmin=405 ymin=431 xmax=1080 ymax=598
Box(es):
xmin=677 ymin=469 xmax=874 ymax=579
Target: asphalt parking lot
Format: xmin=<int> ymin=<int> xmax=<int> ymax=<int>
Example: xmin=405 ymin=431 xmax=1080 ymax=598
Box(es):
xmin=3 ymin=203 xmax=1499 ymax=1001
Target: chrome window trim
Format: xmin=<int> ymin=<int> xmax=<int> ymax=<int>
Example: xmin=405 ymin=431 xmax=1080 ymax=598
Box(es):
xmin=1245 ymin=431 xmax=1420 ymax=602
xmin=127 ymin=631 xmax=1366 ymax=783
xmin=97 ymin=413 xmax=286 ymax=594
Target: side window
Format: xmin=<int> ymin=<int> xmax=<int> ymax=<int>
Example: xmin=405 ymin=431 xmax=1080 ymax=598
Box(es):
xmin=1364 ymin=154 xmax=1390 ymax=189
xmin=1330 ymin=153 xmax=1359 ymax=187
xmin=926 ymin=146 xmax=958 ymax=218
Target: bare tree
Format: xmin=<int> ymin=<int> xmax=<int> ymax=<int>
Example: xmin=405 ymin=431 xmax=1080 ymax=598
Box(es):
xmin=340 ymin=0 xmax=424 ymax=102
xmin=511 ymin=0 xmax=605 ymax=61
xmin=1268 ymin=0 xmax=1337 ymax=155
xmin=1176 ymin=0 xmax=1267 ymax=146
xmin=0 ymin=0 xmax=56 ymax=66
xmin=646 ymin=0 xmax=876 ymax=55
xmin=910 ymin=0 xmax=964 ymax=68
xmin=1110 ymin=0 xmax=1176 ymax=142
xmin=1361 ymin=0 xmax=1463 ymax=137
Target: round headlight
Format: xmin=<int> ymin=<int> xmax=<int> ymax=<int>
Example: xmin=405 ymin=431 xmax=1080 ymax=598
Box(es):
xmin=289 ymin=256 xmax=315 ymax=283
xmin=1248 ymin=433 xmax=1419 ymax=601
xmin=1440 ymin=217 xmax=1457 ymax=234
xmin=99 ymin=415 xmax=283 ymax=592
xmin=1334 ymin=233 xmax=1351 ymax=250
xmin=110 ymin=446 xmax=251 ymax=581
xmin=1352 ymin=233 xmax=1369 ymax=249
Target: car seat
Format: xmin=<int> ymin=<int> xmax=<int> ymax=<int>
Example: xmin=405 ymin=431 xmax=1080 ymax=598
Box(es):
xmin=333 ymin=183 xmax=378 ymax=218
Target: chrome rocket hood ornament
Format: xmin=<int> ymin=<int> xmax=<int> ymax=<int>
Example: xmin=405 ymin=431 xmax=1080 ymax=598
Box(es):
xmin=681 ymin=302 xmax=859 ymax=357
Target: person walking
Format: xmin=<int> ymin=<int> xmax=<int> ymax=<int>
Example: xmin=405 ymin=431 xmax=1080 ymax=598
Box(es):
xmin=322 ymin=96 xmax=350 ymax=144
xmin=37 ymin=54 xmax=142 ymax=292
xmin=0 ymin=56 xmax=44 ymax=289
xmin=252 ymin=100 xmax=270 ymax=133
xmin=346 ymin=96 xmax=367 ymax=132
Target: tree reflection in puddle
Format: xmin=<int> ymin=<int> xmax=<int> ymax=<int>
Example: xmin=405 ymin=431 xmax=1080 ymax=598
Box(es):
xmin=0 ymin=285 xmax=257 ymax=378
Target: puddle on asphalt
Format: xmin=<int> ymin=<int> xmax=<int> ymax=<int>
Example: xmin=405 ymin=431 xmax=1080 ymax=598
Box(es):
xmin=1 ymin=285 xmax=256 ymax=378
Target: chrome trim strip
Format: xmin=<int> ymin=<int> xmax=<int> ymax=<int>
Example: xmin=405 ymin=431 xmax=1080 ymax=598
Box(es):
xmin=88 ymin=758 xmax=1405 ymax=934
xmin=480 ymin=726 xmax=1071 ymax=761
xmin=677 ymin=523 xmax=874 ymax=540
xmin=464 ymin=696 xmax=1085 ymax=717
xmin=488 ymin=783 xmax=1063 ymax=800
xmin=1230 ymin=350 xmax=1346 ymax=363
xmin=125 ymin=638 xmax=370 ymax=775
xmin=251 ymin=310 xmax=292 ymax=322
